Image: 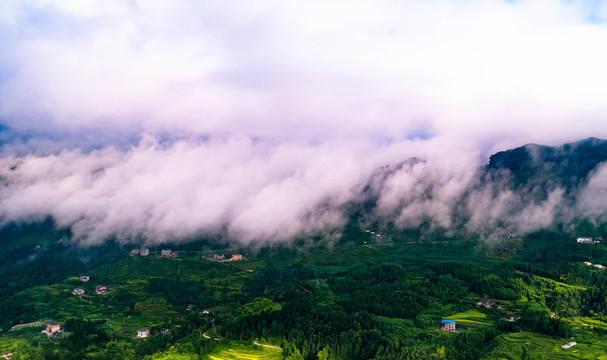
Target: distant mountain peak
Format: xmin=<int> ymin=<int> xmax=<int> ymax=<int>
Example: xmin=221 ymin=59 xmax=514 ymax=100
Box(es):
xmin=486 ymin=137 xmax=607 ymax=192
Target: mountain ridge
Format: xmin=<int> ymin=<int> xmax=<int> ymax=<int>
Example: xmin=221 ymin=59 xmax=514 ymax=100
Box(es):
xmin=486 ymin=137 xmax=607 ymax=187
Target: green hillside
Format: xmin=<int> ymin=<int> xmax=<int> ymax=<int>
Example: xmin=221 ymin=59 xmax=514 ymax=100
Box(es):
xmin=2 ymin=226 xmax=607 ymax=359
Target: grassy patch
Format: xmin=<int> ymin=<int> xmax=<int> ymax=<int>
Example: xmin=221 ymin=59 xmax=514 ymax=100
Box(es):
xmin=445 ymin=310 xmax=492 ymax=326
xmin=0 ymin=327 xmax=52 ymax=353
xmin=533 ymin=275 xmax=587 ymax=291
xmin=570 ymin=316 xmax=607 ymax=329
xmin=134 ymin=297 xmax=175 ymax=321
xmin=446 ymin=310 xmax=487 ymax=320
xmin=238 ymin=298 xmax=282 ymax=316
xmin=484 ymin=331 xmax=607 ymax=359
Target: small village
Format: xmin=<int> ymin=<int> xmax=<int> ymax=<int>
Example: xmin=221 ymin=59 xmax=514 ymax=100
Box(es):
xmin=576 ymin=236 xmax=603 ymax=244
xmin=0 ymin=247 xmax=249 ymax=346
xmin=210 ymin=253 xmax=245 ymax=262
xmin=583 ymin=261 xmax=606 ymax=270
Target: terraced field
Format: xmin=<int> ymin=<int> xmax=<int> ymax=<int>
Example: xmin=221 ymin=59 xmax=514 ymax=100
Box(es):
xmin=446 ymin=310 xmax=493 ymax=327
xmin=485 ymin=331 xmax=607 ymax=360
xmin=207 ymin=345 xmax=282 ymax=360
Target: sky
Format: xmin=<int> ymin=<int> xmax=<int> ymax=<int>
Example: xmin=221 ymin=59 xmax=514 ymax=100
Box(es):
xmin=1 ymin=0 xmax=607 ymax=245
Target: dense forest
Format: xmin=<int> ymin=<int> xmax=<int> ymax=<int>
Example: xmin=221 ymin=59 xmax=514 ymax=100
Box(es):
xmin=2 ymin=220 xmax=607 ymax=359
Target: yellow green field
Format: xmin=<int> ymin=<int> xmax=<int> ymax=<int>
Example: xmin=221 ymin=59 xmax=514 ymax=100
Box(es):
xmin=571 ymin=316 xmax=607 ymax=329
xmin=206 ymin=345 xmax=282 ymax=360
xmin=445 ymin=310 xmax=492 ymax=326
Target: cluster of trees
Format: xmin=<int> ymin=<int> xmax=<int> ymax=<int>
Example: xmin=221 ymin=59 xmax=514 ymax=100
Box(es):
xmin=232 ymin=298 xmax=383 ymax=359
xmin=517 ymin=308 xmax=572 ymax=338
xmin=227 ymin=259 xmax=527 ymax=360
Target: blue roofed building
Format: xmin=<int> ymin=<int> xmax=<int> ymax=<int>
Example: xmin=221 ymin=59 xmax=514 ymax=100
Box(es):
xmin=441 ymin=319 xmax=456 ymax=332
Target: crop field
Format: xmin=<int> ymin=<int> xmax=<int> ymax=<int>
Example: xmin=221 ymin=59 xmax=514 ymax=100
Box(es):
xmin=237 ymin=297 xmax=282 ymax=316
xmin=0 ymin=327 xmax=52 ymax=354
xmin=571 ymin=316 xmax=607 ymax=330
xmin=445 ymin=310 xmax=493 ymax=326
xmin=485 ymin=331 xmax=607 ymax=360
xmin=206 ymin=344 xmax=282 ymax=360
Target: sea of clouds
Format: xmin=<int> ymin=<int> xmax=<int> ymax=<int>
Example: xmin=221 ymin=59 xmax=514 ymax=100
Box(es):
xmin=1 ymin=0 xmax=607 ymax=245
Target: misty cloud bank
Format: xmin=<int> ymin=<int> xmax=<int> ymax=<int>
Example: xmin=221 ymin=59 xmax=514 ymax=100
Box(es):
xmin=1 ymin=0 xmax=607 ymax=244
xmin=1 ymin=136 xmax=607 ymax=245
xmin=362 ymin=146 xmax=607 ymax=239
xmin=0 ymin=136 xmax=371 ymax=244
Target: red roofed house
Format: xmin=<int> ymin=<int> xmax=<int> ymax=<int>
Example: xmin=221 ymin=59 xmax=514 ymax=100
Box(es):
xmin=47 ymin=322 xmax=61 ymax=334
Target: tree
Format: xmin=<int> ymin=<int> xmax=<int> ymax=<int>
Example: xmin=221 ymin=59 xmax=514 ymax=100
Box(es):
xmin=317 ymin=348 xmax=329 ymax=360
xmin=285 ymin=349 xmax=304 ymax=360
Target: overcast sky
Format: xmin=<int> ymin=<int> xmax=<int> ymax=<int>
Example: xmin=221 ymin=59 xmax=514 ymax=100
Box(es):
xmin=1 ymin=0 xmax=607 ymax=244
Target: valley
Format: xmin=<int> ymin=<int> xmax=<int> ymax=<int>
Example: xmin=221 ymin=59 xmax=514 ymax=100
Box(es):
xmin=2 ymin=225 xmax=607 ymax=359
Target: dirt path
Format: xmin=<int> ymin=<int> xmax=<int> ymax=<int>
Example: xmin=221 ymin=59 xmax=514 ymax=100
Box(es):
xmin=212 ymin=326 xmax=224 ymax=340
xmin=202 ymin=327 xmax=222 ymax=341
xmin=253 ymin=341 xmax=282 ymax=350
xmin=10 ymin=321 xmax=45 ymax=331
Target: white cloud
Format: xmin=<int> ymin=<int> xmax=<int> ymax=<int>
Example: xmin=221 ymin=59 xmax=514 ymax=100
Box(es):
xmin=1 ymin=0 xmax=606 ymax=145
xmin=0 ymin=136 xmax=402 ymax=244
xmin=577 ymin=163 xmax=607 ymax=222
xmin=1 ymin=1 xmax=607 ymax=243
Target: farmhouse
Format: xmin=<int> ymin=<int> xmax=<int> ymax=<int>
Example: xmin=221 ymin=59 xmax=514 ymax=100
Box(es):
xmin=584 ymin=261 xmax=592 ymax=266
xmin=595 ymin=264 xmax=606 ymax=270
xmin=161 ymin=249 xmax=172 ymax=257
xmin=2 ymin=352 xmax=12 ymax=360
xmin=47 ymin=322 xmax=61 ymax=334
xmin=140 ymin=248 xmax=149 ymax=256
xmin=137 ymin=329 xmax=150 ymax=338
xmin=504 ymin=314 xmax=521 ymax=322
xmin=213 ymin=254 xmax=225 ymax=260
xmin=79 ymin=275 xmax=89 ymax=282
xmin=476 ymin=298 xmax=494 ymax=308
xmin=561 ymin=341 xmax=577 ymax=349
xmin=129 ymin=249 xmax=140 ymax=256
xmin=441 ymin=319 xmax=456 ymax=332
xmin=72 ymin=288 xmax=85 ymax=295
xmin=95 ymin=285 xmax=108 ymax=295
xmin=577 ymin=237 xmax=599 ymax=244
xmin=230 ymin=254 xmax=243 ymax=261
xmin=202 ymin=309 xmax=211 ymax=315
